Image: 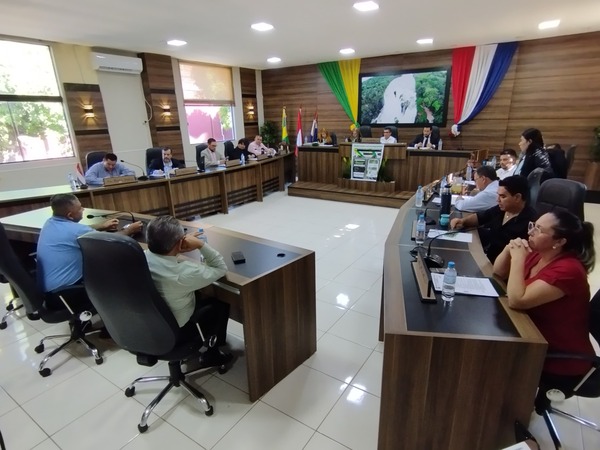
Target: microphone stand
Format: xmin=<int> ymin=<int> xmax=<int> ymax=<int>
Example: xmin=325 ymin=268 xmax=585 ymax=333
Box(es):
xmin=87 ymin=211 xmax=136 ymax=224
xmin=120 ymin=160 xmax=149 ymax=181
xmin=423 ymin=226 xmax=477 ymax=268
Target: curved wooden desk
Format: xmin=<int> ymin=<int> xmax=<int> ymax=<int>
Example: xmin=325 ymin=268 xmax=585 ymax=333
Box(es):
xmin=378 ymin=194 xmax=547 ymax=449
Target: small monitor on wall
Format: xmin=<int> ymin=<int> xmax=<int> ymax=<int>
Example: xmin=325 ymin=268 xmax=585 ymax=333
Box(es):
xmin=357 ymin=66 xmax=451 ymax=128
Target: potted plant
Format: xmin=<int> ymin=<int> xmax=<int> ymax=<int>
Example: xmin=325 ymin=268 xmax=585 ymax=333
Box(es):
xmin=259 ymin=120 xmax=279 ymax=148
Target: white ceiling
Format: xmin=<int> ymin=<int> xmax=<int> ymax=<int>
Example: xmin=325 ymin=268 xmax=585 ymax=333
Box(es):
xmin=1 ymin=0 xmax=600 ymax=69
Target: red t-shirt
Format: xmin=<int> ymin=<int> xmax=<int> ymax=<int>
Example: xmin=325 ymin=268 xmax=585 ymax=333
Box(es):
xmin=524 ymin=252 xmax=594 ymax=376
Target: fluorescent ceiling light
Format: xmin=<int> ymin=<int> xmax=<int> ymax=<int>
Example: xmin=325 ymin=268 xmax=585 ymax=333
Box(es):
xmin=538 ymin=19 xmax=560 ymax=30
xmin=167 ymin=39 xmax=187 ymax=46
xmin=251 ymin=22 xmax=274 ymax=31
xmin=339 ymin=48 xmax=355 ymax=55
xmin=267 ymin=57 xmax=281 ymax=63
xmin=417 ymin=38 xmax=433 ymax=45
xmin=353 ymin=1 xmax=379 ymax=12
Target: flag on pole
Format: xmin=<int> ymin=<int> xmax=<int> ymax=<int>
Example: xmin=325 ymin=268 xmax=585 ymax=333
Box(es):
xmin=310 ymin=111 xmax=318 ymax=142
xmin=75 ymin=162 xmax=86 ymax=185
xmin=295 ymin=108 xmax=303 ymax=157
xmin=281 ymin=107 xmax=289 ymax=143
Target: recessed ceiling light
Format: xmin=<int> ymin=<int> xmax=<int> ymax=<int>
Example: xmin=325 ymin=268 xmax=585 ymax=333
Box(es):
xmin=416 ymin=38 xmax=433 ymax=45
xmin=251 ymin=22 xmax=274 ymax=32
xmin=267 ymin=57 xmax=281 ymax=64
xmin=353 ymin=1 xmax=379 ymax=12
xmin=167 ymin=39 xmax=187 ymax=47
xmin=538 ymin=19 xmax=560 ymax=30
xmin=339 ymin=48 xmax=355 ymax=55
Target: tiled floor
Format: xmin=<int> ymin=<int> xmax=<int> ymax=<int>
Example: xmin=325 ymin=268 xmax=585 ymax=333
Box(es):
xmin=1 ymin=192 xmax=599 ymax=449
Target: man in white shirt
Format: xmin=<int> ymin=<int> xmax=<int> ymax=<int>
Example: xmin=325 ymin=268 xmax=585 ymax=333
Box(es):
xmin=454 ymin=165 xmax=500 ymax=212
xmin=247 ymin=135 xmax=276 ymax=156
xmin=200 ymin=138 xmax=225 ymax=167
xmin=496 ymin=148 xmax=518 ymax=180
xmin=380 ymin=127 xmax=397 ymax=144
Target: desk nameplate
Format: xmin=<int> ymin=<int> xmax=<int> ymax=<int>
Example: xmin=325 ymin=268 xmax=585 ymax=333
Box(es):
xmin=103 ymin=175 xmax=137 ymax=186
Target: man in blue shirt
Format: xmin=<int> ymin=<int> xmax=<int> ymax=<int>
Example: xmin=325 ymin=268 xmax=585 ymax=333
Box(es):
xmin=37 ymin=193 xmax=143 ymax=294
xmin=84 ymin=152 xmax=135 ymax=185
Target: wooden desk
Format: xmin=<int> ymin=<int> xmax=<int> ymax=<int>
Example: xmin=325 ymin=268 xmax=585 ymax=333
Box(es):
xmin=378 ymin=195 xmax=547 ymax=450
xmin=0 ymin=206 xmax=316 ymax=402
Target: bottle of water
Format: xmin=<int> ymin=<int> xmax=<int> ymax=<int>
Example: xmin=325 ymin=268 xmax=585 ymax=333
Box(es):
xmin=437 ymin=138 xmax=443 ymax=150
xmin=240 ymin=153 xmax=245 ymax=165
xmin=442 ymin=261 xmax=457 ymax=303
xmin=490 ymin=155 xmax=497 ymax=167
xmin=466 ymin=165 xmax=473 ymax=182
xmin=197 ymin=228 xmax=207 ymax=263
xmin=67 ymin=173 xmax=77 ymax=190
xmin=415 ymin=185 xmax=424 ymax=207
xmin=164 ymin=167 xmax=170 ymax=179
xmin=416 ymin=213 xmax=426 ymax=246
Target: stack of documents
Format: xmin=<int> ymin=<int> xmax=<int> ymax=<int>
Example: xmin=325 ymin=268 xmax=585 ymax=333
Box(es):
xmin=430 ymin=274 xmax=499 ymax=297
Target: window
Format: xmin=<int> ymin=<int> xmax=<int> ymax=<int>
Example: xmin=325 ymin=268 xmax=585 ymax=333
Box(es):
xmin=179 ymin=62 xmax=235 ymax=144
xmin=0 ymin=40 xmax=74 ymax=164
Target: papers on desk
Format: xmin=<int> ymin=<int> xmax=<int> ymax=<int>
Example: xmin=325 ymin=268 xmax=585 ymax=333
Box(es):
xmin=427 ymin=229 xmax=473 ymax=243
xmin=431 ymin=194 xmax=459 ymax=206
xmin=430 ymin=273 xmax=499 ymax=297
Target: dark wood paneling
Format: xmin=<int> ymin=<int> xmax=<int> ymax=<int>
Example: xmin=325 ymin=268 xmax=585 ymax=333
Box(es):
xmin=240 ymin=68 xmax=257 ymax=96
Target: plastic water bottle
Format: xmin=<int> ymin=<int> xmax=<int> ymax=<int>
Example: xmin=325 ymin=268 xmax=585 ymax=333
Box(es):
xmin=442 ymin=261 xmax=457 ymax=303
xmin=466 ymin=165 xmax=473 ymax=182
xmin=67 ymin=173 xmax=77 ymax=190
xmin=197 ymin=228 xmax=207 ymax=263
xmin=240 ymin=153 xmax=245 ymax=165
xmin=415 ymin=185 xmax=424 ymax=207
xmin=490 ymin=155 xmax=497 ymax=167
xmin=416 ymin=213 xmax=426 ymax=246
xmin=437 ymin=138 xmax=443 ymax=150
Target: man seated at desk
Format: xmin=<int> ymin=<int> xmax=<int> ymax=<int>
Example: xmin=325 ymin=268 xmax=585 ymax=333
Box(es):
xmin=226 ymin=139 xmax=251 ymax=161
xmin=148 ymin=147 xmax=184 ymax=175
xmin=37 ymin=194 xmax=143 ymax=303
xmin=450 ymin=175 xmax=537 ymax=263
xmin=454 ymin=166 xmax=499 ymax=212
xmin=379 ymin=127 xmax=397 ymax=144
xmin=411 ymin=125 xmax=439 ymax=149
xmin=84 ymin=152 xmax=136 ymax=185
xmin=248 ymin=135 xmax=276 ymax=157
xmin=496 ymin=148 xmax=518 ymax=180
xmin=201 ymin=138 xmax=225 ymax=167
xmin=144 ymin=216 xmax=232 ymax=367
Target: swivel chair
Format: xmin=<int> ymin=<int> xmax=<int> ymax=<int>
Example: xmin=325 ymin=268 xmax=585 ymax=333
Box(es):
xmin=195 ymin=143 xmax=208 ymax=170
xmin=387 ymin=126 xmax=398 ymax=141
xmin=527 ymin=167 xmax=547 ymax=208
xmin=565 ymin=145 xmax=577 ymax=176
xmin=78 ymin=232 xmax=226 ymax=433
xmin=546 ymin=145 xmax=568 ymax=179
xmin=223 ymin=140 xmax=235 ymax=159
xmin=329 ymin=132 xmax=338 ymax=145
xmin=534 ymin=289 xmax=600 ymax=449
xmin=85 ymin=151 xmax=107 ymax=171
xmin=0 ymin=223 xmax=102 ymax=376
xmin=145 ymin=147 xmax=164 ymax=171
xmin=359 ymin=125 xmax=372 ymax=138
xmin=534 ymin=178 xmax=586 ymax=221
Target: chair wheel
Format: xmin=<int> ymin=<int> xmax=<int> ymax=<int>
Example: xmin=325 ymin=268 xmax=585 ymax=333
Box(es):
xmin=218 ymin=366 xmax=228 ymax=375
xmin=205 ymin=405 xmax=214 ymax=416
xmin=95 ymin=357 xmax=104 ymax=365
xmin=39 ymin=368 xmax=52 ymax=377
xmin=125 ymin=387 xmax=136 ymax=397
xmin=35 ymin=344 xmax=45 ymax=353
xmin=138 ymin=423 xmax=148 ymax=433
xmin=0 ymin=321 xmax=7 ymax=330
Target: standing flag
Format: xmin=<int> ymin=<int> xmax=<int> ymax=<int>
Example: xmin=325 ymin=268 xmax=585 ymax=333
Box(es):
xmin=295 ymin=108 xmax=303 ymax=157
xmin=75 ymin=162 xmax=86 ymax=185
xmin=310 ymin=111 xmax=318 ymax=142
xmin=281 ymin=107 xmax=289 ymax=144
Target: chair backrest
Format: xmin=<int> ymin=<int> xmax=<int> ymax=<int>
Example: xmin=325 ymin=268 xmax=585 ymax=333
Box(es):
xmin=85 ymin=151 xmax=107 ymax=171
xmin=195 ymin=143 xmax=208 ymax=169
xmin=387 ymin=126 xmax=398 ymax=140
xmin=431 ymin=126 xmax=441 ymax=142
xmin=78 ymin=232 xmax=179 ymax=356
xmin=590 ymin=289 xmax=600 ymax=347
xmin=223 ymin=141 xmax=235 ymax=159
xmin=527 ymin=167 xmax=547 ymax=208
xmin=535 ymin=178 xmax=586 ymax=221
xmin=329 ymin=132 xmax=337 ymax=145
xmin=0 ymin=223 xmax=45 ymax=314
xmin=566 ymin=145 xmax=577 ymax=175
xmin=359 ymin=125 xmax=372 ymax=138
xmin=547 ymin=146 xmax=568 ymax=179
xmin=145 ymin=147 xmax=164 ymax=170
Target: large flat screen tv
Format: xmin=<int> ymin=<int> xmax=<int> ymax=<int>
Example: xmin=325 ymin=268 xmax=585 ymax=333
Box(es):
xmin=358 ymin=66 xmax=451 ymax=127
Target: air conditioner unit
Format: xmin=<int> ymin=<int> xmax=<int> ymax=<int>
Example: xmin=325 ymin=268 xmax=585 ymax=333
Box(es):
xmin=90 ymin=52 xmax=143 ymax=74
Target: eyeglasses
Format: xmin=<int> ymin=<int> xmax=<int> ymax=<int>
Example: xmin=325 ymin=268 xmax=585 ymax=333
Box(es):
xmin=528 ymin=221 xmax=550 ymax=235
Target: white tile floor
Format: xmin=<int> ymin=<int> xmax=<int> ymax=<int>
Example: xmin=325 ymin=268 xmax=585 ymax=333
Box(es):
xmin=1 ymin=191 xmax=599 ymax=449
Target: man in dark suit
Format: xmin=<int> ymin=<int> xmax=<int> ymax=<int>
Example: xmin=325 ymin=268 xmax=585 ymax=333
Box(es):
xmin=226 ymin=139 xmax=251 ymax=161
xmin=148 ymin=147 xmax=185 ymax=173
xmin=411 ymin=125 xmax=440 ymax=149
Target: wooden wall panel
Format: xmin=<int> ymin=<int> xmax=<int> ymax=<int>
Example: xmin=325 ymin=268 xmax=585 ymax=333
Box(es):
xmin=240 ymin=68 xmax=257 ymax=96
xmin=262 ymin=31 xmax=600 ymax=184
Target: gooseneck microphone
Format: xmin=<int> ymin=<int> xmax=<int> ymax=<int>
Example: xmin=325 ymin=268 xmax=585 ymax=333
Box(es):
xmin=87 ymin=211 xmax=136 ymax=224
xmin=119 ymin=160 xmax=148 ymax=181
xmin=424 ymin=226 xmax=478 ymax=268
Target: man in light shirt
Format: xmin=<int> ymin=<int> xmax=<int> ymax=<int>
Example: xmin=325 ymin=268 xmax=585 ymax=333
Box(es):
xmin=200 ymin=138 xmax=225 ymax=167
xmin=379 ymin=127 xmax=397 ymax=144
xmin=454 ymin=165 xmax=499 ymax=212
xmin=84 ymin=152 xmax=135 ymax=185
xmin=496 ymin=148 xmax=518 ymax=180
xmin=247 ymin=135 xmax=276 ymax=156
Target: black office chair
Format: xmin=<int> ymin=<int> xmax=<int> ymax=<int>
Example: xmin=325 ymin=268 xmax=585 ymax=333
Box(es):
xmin=85 ymin=151 xmax=107 ymax=171
xmin=145 ymin=147 xmax=164 ymax=171
xmin=0 ymin=223 xmax=102 ymax=376
xmin=527 ymin=167 xmax=547 ymax=208
xmin=78 ymin=232 xmax=223 ymax=433
xmin=546 ymin=145 xmax=568 ymax=179
xmin=387 ymin=126 xmax=398 ymax=141
xmin=196 ymin=143 xmax=208 ymax=169
xmin=0 ymin=282 xmax=23 ymax=330
xmin=359 ymin=125 xmax=372 ymax=138
xmin=329 ymin=132 xmax=337 ymax=145
xmin=565 ymin=145 xmax=577 ymax=176
xmin=223 ymin=140 xmax=235 ymax=159
xmin=534 ymin=178 xmax=586 ymax=221
xmin=534 ymin=289 xmax=600 ymax=449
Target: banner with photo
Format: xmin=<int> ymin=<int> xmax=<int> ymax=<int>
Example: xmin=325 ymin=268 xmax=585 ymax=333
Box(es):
xmin=350 ymin=143 xmax=384 ymax=182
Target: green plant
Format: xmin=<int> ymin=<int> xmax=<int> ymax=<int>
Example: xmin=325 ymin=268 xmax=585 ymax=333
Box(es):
xmin=592 ymin=126 xmax=600 ymax=161
xmin=377 ymin=158 xmax=393 ymax=182
xmin=341 ymin=156 xmax=351 ymax=179
xmin=259 ymin=120 xmax=279 ymax=148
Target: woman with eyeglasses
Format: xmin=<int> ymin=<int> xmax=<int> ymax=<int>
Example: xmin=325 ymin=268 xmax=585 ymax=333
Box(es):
xmin=493 ymin=210 xmax=596 ymax=404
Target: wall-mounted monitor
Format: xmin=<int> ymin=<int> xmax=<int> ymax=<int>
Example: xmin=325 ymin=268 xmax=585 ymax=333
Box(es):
xmin=358 ymin=66 xmax=451 ymax=127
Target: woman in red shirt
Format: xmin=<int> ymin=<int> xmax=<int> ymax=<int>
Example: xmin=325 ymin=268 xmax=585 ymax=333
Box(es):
xmin=493 ymin=210 xmax=595 ymax=399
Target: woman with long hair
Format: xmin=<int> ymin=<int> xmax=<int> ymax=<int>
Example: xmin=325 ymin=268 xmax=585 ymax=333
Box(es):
xmin=517 ymin=127 xmax=554 ymax=178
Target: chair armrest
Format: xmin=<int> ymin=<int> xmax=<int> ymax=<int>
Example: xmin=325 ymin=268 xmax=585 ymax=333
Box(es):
xmin=546 ymin=352 xmax=600 ymax=367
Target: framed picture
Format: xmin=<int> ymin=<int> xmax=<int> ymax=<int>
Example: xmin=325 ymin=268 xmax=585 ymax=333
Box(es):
xmin=358 ymin=66 xmax=451 ymax=127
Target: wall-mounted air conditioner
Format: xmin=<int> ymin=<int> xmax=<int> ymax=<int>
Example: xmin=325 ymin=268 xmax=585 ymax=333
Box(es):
xmin=90 ymin=52 xmax=143 ymax=74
